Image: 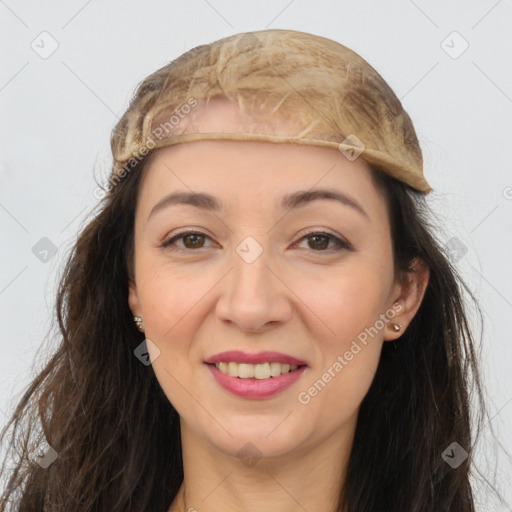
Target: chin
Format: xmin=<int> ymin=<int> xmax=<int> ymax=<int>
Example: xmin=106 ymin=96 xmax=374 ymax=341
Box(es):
xmin=196 ymin=414 xmax=312 ymax=460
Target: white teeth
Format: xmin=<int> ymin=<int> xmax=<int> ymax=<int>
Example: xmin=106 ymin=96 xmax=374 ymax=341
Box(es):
xmin=254 ymin=362 xmax=270 ymax=380
xmin=227 ymin=362 xmax=238 ymax=377
xmin=214 ymin=361 xmax=300 ymax=379
xmin=270 ymin=362 xmax=282 ymax=377
xmin=238 ymin=363 xmax=255 ymax=378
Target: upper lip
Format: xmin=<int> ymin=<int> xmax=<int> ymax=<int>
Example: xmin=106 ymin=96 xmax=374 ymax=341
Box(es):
xmin=204 ymin=350 xmax=308 ymax=366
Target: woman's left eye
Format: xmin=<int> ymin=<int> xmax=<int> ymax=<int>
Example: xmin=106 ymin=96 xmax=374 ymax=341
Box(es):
xmin=160 ymin=231 xmax=352 ymax=253
xmin=295 ymin=232 xmax=352 ymax=252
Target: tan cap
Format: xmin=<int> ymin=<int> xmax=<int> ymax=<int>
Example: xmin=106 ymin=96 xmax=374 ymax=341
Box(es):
xmin=110 ymin=29 xmax=432 ymax=194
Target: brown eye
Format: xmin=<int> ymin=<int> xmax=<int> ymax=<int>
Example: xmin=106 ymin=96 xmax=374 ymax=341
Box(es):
xmin=307 ymin=234 xmax=330 ymax=250
xmin=182 ymin=233 xmax=205 ymax=249
xmin=296 ymin=231 xmax=353 ymax=253
xmin=161 ymin=231 xmax=212 ymax=251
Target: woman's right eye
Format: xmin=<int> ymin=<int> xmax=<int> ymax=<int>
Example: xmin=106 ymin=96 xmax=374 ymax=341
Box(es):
xmin=161 ymin=231 xmax=213 ymax=251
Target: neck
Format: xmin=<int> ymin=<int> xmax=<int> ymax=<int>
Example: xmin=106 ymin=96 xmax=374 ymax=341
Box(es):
xmin=169 ymin=420 xmax=355 ymax=512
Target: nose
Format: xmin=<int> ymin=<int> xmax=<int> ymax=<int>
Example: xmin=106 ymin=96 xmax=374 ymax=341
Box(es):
xmin=214 ymin=239 xmax=293 ymax=334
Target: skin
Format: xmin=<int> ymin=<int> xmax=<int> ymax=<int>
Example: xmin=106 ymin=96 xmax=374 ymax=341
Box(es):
xmin=128 ymin=100 xmax=429 ymax=512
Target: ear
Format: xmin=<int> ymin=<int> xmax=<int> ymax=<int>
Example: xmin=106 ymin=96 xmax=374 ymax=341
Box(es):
xmin=128 ymin=279 xmax=141 ymax=318
xmin=384 ymin=257 xmax=429 ymax=341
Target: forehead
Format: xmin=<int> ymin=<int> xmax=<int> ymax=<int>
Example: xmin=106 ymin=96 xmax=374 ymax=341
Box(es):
xmin=136 ymin=139 xmax=388 ymax=228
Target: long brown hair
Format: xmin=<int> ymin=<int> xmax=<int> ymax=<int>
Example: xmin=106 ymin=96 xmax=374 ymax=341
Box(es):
xmin=0 ymin=29 xmax=504 ymax=511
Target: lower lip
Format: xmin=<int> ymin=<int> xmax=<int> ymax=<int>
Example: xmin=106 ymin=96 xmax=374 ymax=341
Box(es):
xmin=206 ymin=364 xmax=307 ymax=399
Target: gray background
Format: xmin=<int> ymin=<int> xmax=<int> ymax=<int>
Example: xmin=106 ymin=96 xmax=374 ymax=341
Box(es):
xmin=1 ymin=0 xmax=511 ymax=509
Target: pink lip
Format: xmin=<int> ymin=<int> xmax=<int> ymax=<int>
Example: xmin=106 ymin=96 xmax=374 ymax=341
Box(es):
xmin=206 ymin=363 xmax=307 ymax=399
xmin=204 ymin=350 xmax=308 ymax=366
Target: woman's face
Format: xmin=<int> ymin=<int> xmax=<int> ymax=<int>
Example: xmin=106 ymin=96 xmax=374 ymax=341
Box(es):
xmin=128 ymin=102 xmax=409 ymax=461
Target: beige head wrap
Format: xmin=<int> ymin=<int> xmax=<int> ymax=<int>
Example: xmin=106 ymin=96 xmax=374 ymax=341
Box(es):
xmin=110 ymin=29 xmax=431 ymax=193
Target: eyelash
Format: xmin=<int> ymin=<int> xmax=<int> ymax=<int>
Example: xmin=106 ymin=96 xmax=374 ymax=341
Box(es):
xmin=160 ymin=230 xmax=353 ymax=254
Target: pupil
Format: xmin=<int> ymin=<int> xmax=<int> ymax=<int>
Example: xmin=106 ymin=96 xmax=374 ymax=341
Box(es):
xmin=185 ymin=234 xmax=203 ymax=248
xmin=310 ymin=235 xmax=328 ymax=250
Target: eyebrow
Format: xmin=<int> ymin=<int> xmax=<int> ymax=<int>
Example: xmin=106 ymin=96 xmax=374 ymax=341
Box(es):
xmin=147 ymin=188 xmax=369 ymax=221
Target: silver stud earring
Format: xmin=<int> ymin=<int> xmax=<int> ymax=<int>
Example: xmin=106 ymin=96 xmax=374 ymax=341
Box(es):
xmin=133 ymin=316 xmax=144 ymax=332
xmin=391 ymin=322 xmax=401 ymax=332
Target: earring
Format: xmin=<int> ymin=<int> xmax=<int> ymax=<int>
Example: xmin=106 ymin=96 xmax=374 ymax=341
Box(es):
xmin=391 ymin=322 xmax=401 ymax=332
xmin=133 ymin=316 xmax=144 ymax=332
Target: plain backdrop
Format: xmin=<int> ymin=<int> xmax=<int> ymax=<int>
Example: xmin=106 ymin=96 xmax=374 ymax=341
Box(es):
xmin=1 ymin=0 xmax=511 ymax=509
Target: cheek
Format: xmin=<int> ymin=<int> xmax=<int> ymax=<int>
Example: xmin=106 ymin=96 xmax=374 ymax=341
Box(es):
xmin=136 ymin=260 xmax=212 ymax=339
xmin=295 ymin=261 xmax=391 ymax=347
xmin=293 ymin=264 xmax=391 ymax=418
xmin=135 ymin=263 xmax=215 ymax=413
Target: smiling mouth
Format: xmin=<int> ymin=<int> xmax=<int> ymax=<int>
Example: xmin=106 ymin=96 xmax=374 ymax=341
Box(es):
xmin=207 ymin=361 xmax=306 ymax=379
